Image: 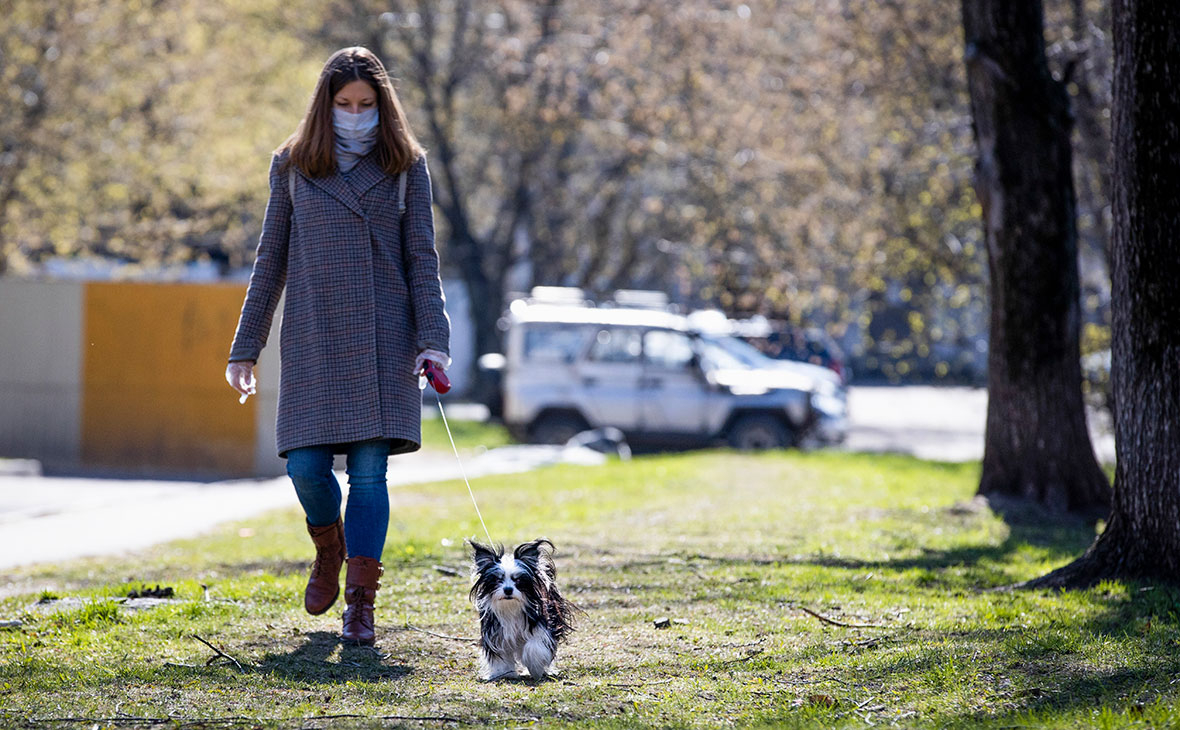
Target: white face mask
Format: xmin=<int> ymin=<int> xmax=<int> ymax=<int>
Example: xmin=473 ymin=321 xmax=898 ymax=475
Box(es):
xmin=332 ymin=107 xmax=379 ymax=172
xmin=332 ymin=107 xmax=379 ymax=139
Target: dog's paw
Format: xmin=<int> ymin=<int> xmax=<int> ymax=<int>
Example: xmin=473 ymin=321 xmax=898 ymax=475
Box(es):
xmin=479 ymin=668 xmax=520 ymax=682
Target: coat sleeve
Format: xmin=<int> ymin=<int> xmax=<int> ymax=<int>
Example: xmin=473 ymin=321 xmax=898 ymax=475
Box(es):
xmin=228 ymin=153 xmax=291 ymax=363
xmin=401 ymin=154 xmax=451 ymax=356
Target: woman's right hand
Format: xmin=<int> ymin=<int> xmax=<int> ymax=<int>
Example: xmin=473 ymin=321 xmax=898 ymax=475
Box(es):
xmin=226 ymin=361 xmax=257 ymax=403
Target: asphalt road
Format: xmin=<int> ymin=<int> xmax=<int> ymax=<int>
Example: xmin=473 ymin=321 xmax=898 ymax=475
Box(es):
xmin=842 ymin=385 xmax=1116 ymax=464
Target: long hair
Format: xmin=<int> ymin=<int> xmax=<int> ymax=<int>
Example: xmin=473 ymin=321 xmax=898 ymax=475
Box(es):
xmin=279 ymin=46 xmax=423 ymax=177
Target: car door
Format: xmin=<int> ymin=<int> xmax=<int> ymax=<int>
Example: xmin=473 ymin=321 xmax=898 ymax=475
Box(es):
xmin=640 ymin=328 xmax=708 ymax=434
xmin=574 ymin=326 xmax=644 ymax=431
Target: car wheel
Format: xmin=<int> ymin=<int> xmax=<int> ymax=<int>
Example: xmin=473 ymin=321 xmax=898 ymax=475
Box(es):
xmin=727 ymin=414 xmax=793 ymax=450
xmin=529 ymin=412 xmax=587 ymax=445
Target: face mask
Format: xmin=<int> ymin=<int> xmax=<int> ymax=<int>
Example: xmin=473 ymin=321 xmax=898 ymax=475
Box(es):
xmin=333 ymin=107 xmax=379 ymax=172
xmin=332 ymin=107 xmax=379 ymax=139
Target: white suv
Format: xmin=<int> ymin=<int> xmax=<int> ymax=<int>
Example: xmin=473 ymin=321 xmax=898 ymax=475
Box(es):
xmin=485 ymin=292 xmax=848 ymax=449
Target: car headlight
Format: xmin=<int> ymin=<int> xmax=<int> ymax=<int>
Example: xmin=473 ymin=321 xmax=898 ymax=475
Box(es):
xmin=811 ymin=390 xmax=846 ymax=418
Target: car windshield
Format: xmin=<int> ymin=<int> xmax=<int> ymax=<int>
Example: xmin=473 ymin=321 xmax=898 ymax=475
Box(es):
xmin=700 ymin=334 xmax=771 ymax=369
xmin=698 ymin=335 xmax=756 ymax=370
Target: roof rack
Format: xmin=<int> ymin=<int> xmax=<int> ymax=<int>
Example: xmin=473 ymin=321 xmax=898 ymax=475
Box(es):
xmin=528 ymin=286 xmax=590 ymax=305
xmin=605 ymin=289 xmax=671 ymax=310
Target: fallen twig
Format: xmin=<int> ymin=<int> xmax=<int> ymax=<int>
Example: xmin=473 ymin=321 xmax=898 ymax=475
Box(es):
xmin=797 ymin=606 xmax=889 ymax=629
xmin=26 ymin=714 xmax=461 ymax=726
xmin=606 ymin=678 xmax=675 ymax=688
xmin=404 ymin=623 xmax=478 ymax=644
xmin=24 ymin=719 xmax=171 ymax=727
xmin=719 ymin=648 xmax=765 ymax=665
xmin=192 ymin=634 xmax=246 ymax=671
xmin=282 ymin=714 xmax=462 ymax=724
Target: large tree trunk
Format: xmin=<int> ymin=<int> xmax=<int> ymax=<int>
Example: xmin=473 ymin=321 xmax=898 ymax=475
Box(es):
xmin=1029 ymin=0 xmax=1180 ymax=588
xmin=961 ymin=0 xmax=1110 ymax=515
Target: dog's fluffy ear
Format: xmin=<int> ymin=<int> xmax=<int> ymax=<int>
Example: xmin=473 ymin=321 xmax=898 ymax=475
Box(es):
xmin=467 ymin=539 xmax=503 ymax=572
xmin=514 ymin=538 xmax=557 ymax=576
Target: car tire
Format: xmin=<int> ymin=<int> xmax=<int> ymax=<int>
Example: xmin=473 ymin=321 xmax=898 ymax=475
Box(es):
xmin=529 ymin=412 xmax=588 ymax=445
xmin=727 ymin=414 xmax=793 ymax=451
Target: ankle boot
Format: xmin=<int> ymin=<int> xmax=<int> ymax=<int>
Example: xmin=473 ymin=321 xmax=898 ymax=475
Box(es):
xmin=304 ymin=518 xmax=345 ymax=615
xmin=341 ymin=556 xmax=383 ymax=645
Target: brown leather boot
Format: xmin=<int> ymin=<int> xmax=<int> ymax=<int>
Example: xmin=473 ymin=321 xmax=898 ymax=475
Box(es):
xmin=341 ymin=556 xmax=383 ymax=645
xmin=304 ymin=518 xmax=345 ymax=615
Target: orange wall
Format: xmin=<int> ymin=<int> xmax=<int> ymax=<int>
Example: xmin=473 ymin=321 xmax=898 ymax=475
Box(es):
xmin=81 ymin=282 xmax=256 ymax=477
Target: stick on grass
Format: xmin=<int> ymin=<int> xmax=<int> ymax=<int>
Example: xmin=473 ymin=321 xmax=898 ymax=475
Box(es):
xmin=192 ymin=634 xmax=246 ymax=671
xmin=797 ymin=606 xmax=890 ymax=629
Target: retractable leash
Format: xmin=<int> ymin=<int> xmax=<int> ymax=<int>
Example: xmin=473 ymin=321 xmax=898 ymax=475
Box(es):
xmin=421 ymin=362 xmax=495 ymax=545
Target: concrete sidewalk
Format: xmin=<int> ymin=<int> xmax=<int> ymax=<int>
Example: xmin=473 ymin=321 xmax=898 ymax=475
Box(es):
xmin=0 ymin=445 xmax=603 ymax=571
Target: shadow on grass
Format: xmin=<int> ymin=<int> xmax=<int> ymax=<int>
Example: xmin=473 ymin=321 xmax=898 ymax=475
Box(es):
xmin=252 ymin=631 xmax=414 ymax=683
xmin=652 ymin=504 xmax=1099 ymax=591
xmin=944 ymin=584 xmax=1180 ymax=725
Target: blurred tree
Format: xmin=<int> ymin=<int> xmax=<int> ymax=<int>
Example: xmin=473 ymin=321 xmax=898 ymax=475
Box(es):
xmin=0 ymin=0 xmax=322 ymax=275
xmin=961 ymin=0 xmax=1109 ymax=514
xmin=1 ymin=0 xmax=1118 ymax=392
xmin=1030 ymin=0 xmax=1180 ymax=586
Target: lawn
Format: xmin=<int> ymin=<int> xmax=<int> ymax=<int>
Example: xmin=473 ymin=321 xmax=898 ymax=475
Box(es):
xmin=2 ymin=446 xmax=1178 ymax=729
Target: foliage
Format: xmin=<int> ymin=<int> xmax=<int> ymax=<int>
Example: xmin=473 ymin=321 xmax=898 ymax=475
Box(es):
xmin=2 ymin=451 xmax=1177 ymax=728
xmin=0 ymin=0 xmax=324 ymax=275
xmin=1 ymin=1 xmax=1114 ymax=383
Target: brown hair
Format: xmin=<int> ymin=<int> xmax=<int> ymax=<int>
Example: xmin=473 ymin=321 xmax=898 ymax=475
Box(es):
xmin=279 ymin=46 xmax=423 ymax=177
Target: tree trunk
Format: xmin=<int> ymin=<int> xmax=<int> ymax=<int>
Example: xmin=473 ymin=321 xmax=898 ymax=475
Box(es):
xmin=961 ymin=0 xmax=1110 ymax=515
xmin=1028 ymin=0 xmax=1180 ymax=588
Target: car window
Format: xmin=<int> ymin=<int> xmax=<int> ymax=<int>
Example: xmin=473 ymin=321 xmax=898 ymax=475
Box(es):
xmin=644 ymin=329 xmax=695 ymax=369
xmin=698 ymin=334 xmax=768 ymax=368
xmin=588 ymin=327 xmax=643 ymax=363
xmin=523 ymin=323 xmax=589 ymax=363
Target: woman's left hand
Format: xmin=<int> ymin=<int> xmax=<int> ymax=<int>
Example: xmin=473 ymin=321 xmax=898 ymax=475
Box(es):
xmin=414 ymin=349 xmax=451 ymax=375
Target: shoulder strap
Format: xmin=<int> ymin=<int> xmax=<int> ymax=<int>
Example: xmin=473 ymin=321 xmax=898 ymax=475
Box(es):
xmin=397 ymin=170 xmax=407 ymax=216
xmin=288 ymin=167 xmax=296 ymax=205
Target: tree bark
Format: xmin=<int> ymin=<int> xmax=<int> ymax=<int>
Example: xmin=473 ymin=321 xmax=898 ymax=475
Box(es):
xmin=961 ymin=0 xmax=1110 ymax=515
xmin=1028 ymin=0 xmax=1180 ymax=588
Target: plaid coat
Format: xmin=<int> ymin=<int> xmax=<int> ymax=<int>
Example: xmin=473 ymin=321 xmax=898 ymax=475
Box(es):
xmin=229 ymin=150 xmax=450 ymax=457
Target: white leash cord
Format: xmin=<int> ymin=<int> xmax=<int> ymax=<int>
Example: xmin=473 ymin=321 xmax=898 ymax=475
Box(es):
xmin=433 ymin=390 xmax=494 ymax=545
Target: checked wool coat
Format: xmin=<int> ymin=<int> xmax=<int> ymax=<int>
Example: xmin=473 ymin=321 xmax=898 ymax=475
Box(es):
xmin=229 ymin=150 xmax=450 ymax=457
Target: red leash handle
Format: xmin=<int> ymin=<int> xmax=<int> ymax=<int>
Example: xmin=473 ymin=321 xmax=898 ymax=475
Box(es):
xmin=423 ymin=360 xmax=451 ymax=394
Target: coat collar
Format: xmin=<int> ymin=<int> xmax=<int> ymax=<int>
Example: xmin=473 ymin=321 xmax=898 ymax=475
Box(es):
xmin=303 ymin=153 xmax=387 ymax=219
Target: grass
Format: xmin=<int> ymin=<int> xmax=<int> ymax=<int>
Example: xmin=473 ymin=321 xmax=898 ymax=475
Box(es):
xmin=419 ymin=413 xmax=514 ymax=452
xmin=2 ymin=447 xmax=1178 ymax=729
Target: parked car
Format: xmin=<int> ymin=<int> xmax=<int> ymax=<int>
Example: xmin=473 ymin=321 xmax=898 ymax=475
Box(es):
xmin=738 ymin=324 xmax=850 ymax=384
xmin=480 ymin=292 xmax=848 ymax=449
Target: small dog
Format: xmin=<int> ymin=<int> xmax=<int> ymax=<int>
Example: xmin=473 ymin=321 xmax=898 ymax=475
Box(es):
xmin=468 ymin=538 xmax=576 ymax=680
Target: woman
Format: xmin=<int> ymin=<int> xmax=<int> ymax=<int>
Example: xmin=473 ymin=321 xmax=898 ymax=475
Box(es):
xmin=225 ymin=47 xmax=450 ymax=646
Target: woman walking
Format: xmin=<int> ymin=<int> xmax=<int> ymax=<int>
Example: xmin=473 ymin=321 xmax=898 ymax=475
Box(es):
xmin=225 ymin=47 xmax=450 ymax=645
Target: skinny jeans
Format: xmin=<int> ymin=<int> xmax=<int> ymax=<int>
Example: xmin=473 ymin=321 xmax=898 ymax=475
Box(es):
xmin=285 ymin=439 xmax=391 ymax=561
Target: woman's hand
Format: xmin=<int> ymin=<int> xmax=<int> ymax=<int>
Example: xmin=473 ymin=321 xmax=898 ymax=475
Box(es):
xmin=226 ymin=361 xmax=257 ymax=403
xmin=413 ymin=349 xmax=450 ymax=375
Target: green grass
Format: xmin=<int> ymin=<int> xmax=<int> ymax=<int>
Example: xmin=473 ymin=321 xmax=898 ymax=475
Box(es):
xmin=419 ymin=413 xmax=514 ymax=452
xmin=2 ymin=450 xmax=1178 ymax=729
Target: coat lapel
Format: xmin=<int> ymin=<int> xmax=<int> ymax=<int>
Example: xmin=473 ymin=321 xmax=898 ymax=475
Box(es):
xmin=305 ymin=167 xmax=366 ymax=219
xmin=346 ymin=154 xmax=387 ymax=199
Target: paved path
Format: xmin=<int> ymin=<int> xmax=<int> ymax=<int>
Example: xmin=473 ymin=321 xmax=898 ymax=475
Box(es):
xmin=0 ymin=388 xmax=1117 ymax=572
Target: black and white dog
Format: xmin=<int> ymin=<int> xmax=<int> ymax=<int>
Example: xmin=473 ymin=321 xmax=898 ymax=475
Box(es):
xmin=468 ymin=539 xmax=576 ymax=680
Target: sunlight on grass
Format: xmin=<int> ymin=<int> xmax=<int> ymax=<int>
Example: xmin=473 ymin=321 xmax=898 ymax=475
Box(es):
xmin=1 ymin=450 xmax=1177 ymax=728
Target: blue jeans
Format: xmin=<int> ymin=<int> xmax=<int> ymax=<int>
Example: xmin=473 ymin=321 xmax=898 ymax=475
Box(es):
xmin=286 ymin=439 xmax=391 ymax=561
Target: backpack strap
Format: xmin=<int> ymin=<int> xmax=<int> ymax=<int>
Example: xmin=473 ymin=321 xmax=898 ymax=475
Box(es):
xmin=397 ymin=169 xmax=407 ymax=216
xmin=288 ymin=167 xmax=296 ymax=205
